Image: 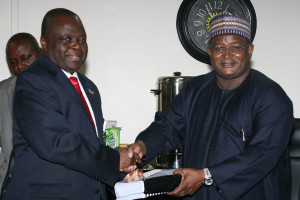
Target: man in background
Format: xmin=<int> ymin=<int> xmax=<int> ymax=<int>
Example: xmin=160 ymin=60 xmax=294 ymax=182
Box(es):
xmin=0 ymin=32 xmax=41 ymax=197
xmin=129 ymin=13 xmax=293 ymax=199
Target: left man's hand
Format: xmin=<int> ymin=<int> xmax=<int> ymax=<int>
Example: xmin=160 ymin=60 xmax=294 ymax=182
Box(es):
xmin=167 ymin=168 xmax=205 ymax=197
xmin=124 ymin=168 xmax=143 ymax=182
xmin=116 ymin=147 xmax=139 ymax=173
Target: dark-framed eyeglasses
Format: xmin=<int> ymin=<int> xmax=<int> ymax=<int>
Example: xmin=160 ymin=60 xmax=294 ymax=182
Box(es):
xmin=210 ymin=44 xmax=250 ymax=56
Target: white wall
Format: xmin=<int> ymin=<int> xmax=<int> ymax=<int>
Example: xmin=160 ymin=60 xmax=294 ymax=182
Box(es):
xmin=0 ymin=0 xmax=299 ymax=144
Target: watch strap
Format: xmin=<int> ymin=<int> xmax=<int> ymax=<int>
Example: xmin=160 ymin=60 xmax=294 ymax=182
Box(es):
xmin=204 ymin=168 xmax=212 ymax=179
xmin=203 ymin=168 xmax=213 ymax=186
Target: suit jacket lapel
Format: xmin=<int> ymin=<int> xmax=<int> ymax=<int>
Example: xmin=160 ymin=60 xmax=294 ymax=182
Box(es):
xmin=56 ymin=70 xmax=96 ymax=132
xmin=57 ymin=71 xmax=82 ymax=106
xmin=78 ymin=74 xmax=105 ymax=144
xmin=39 ymin=55 xmax=99 ymax=143
xmin=78 ymin=75 xmax=102 ymax=134
xmin=40 ymin=55 xmax=82 ymax=109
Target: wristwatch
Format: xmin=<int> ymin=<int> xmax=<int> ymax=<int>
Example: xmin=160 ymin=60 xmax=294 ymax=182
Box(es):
xmin=203 ymin=168 xmax=213 ymax=186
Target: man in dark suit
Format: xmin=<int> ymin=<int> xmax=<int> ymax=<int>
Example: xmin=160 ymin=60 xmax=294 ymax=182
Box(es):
xmin=3 ymin=8 xmax=135 ymax=200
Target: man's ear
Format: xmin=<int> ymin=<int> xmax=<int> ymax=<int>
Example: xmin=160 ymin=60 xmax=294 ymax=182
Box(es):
xmin=37 ymin=47 xmax=43 ymax=57
xmin=248 ymin=44 xmax=254 ymax=59
xmin=207 ymin=47 xmax=211 ymax=56
xmin=40 ymin=36 xmax=47 ymax=53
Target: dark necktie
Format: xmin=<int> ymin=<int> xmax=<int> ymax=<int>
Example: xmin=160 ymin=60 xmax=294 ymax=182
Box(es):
xmin=69 ymin=77 xmax=95 ymax=129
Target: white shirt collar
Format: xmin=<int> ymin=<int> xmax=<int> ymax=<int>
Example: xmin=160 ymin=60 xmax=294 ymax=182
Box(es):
xmin=61 ymin=69 xmax=78 ymax=79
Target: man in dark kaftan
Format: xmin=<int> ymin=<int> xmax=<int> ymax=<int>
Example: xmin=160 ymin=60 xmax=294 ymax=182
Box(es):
xmin=129 ymin=12 xmax=294 ymax=200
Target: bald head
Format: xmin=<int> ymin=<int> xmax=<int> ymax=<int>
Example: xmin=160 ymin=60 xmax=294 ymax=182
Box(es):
xmin=6 ymin=33 xmax=40 ymax=54
xmin=41 ymin=8 xmax=82 ymax=40
xmin=6 ymin=32 xmax=41 ymax=76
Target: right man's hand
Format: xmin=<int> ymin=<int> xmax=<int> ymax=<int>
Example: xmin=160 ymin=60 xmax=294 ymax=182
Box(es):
xmin=167 ymin=168 xmax=205 ymax=197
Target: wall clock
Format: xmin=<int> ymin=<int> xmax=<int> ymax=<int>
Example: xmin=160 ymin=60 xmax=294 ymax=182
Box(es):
xmin=176 ymin=0 xmax=257 ymax=64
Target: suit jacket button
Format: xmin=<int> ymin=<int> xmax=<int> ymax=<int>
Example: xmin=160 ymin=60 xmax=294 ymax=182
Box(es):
xmin=95 ymin=189 xmax=100 ymax=194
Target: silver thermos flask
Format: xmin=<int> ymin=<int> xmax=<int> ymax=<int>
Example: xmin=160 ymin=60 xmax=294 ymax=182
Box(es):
xmin=151 ymin=72 xmax=192 ymax=169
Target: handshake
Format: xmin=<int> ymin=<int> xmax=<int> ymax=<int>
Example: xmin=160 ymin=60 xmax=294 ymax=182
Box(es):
xmin=116 ymin=140 xmax=146 ymax=174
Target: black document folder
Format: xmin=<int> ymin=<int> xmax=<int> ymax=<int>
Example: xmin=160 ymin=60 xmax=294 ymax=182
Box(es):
xmin=144 ymin=174 xmax=182 ymax=195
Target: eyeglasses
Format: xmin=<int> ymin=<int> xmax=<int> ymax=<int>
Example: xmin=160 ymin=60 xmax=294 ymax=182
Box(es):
xmin=210 ymin=44 xmax=249 ymax=56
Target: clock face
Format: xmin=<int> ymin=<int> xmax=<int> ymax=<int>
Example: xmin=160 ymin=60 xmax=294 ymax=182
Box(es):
xmin=177 ymin=0 xmax=257 ymax=64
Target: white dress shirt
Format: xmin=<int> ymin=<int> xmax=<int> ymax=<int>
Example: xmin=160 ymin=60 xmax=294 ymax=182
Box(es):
xmin=62 ymin=70 xmax=99 ymax=137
